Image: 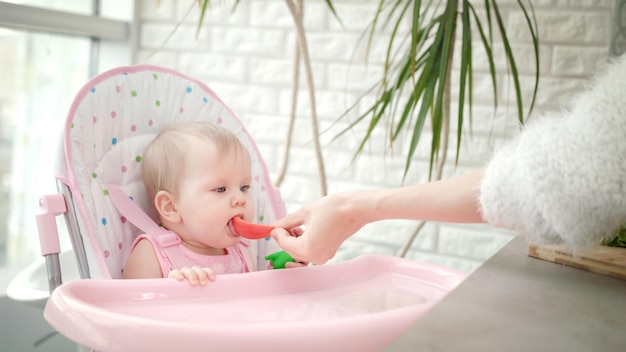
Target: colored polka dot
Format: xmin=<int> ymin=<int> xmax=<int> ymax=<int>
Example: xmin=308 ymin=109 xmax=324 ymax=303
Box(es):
xmin=115 ymin=86 xmax=121 ymax=93
xmin=131 ymin=90 xmax=137 ymax=97
xmin=103 ymin=190 xmax=109 ymax=196
xmin=153 ymin=73 xmax=158 ymax=79
xmin=71 ymin=123 xmax=75 ymax=128
xmin=121 ymin=165 xmax=127 ymax=172
xmin=104 ymin=250 xmax=110 ymax=258
xmin=203 ymin=97 xmax=208 ymax=103
xmin=111 ymin=111 xmax=117 ymax=118
xmin=90 ymin=87 xmax=96 ymax=93
xmin=101 ymin=218 xmax=107 ymax=225
xmin=120 ymin=216 xmax=127 ymax=223
xmin=135 ymin=156 xmax=142 ymax=163
xmin=131 ymin=125 xmax=137 ymax=132
xmin=118 ymin=242 xmax=123 ymax=250
xmin=148 ymin=119 xmax=154 ymax=126
xmin=259 ymin=215 xmax=265 ymax=222
xmin=179 ymin=107 xmax=184 ymax=113
xmin=92 ymin=116 xmax=98 ymax=123
xmin=91 ymin=172 xmax=97 ymax=179
xmin=112 ymin=137 xmax=117 ymax=145
xmin=155 ymin=100 xmax=161 ymax=107
xmin=186 ymin=87 xmax=192 ymax=93
xmin=129 ymin=196 xmax=134 ymax=201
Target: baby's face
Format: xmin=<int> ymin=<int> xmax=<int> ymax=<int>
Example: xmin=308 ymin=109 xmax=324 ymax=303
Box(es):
xmin=173 ymin=138 xmax=254 ymax=250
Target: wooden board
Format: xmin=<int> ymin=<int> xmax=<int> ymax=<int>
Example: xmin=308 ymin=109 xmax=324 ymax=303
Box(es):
xmin=528 ymin=243 xmax=626 ymax=280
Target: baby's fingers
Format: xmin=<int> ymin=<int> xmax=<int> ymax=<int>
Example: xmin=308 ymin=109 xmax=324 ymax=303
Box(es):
xmin=186 ymin=267 xmax=217 ymax=286
xmin=197 ymin=267 xmax=216 ymax=285
xmin=180 ymin=267 xmax=203 ymax=286
xmin=169 ymin=267 xmax=216 ymax=286
xmin=168 ymin=269 xmax=185 ymax=281
xmin=184 ymin=267 xmax=203 ymax=286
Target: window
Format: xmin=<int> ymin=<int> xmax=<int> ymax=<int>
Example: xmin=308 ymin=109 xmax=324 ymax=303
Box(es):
xmin=0 ymin=0 xmax=133 ymax=290
xmin=0 ymin=29 xmax=91 ymax=266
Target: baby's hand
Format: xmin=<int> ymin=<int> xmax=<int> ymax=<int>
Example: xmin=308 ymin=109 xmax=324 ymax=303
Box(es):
xmin=168 ymin=266 xmax=216 ymax=286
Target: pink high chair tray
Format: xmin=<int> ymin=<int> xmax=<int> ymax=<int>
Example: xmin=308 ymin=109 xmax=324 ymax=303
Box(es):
xmin=44 ymin=254 xmax=466 ymax=352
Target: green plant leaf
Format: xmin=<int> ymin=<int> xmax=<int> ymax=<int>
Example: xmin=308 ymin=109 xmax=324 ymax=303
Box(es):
xmin=517 ymin=0 xmax=540 ymax=114
xmin=195 ymin=0 xmax=241 ymax=39
xmin=469 ymin=4 xmax=498 ymax=109
xmin=427 ymin=0 xmax=456 ymax=179
xmin=602 ymin=226 xmax=626 ymax=247
xmin=324 ymin=0 xmax=344 ymax=27
xmin=196 ymin=0 xmax=209 ymax=39
xmin=457 ymin=0 xmax=471 ymax=165
xmin=492 ymin=0 xmax=524 ymax=124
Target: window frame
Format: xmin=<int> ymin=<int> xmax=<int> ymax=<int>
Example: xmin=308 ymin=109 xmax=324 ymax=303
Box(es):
xmin=0 ymin=1 xmax=128 ymax=40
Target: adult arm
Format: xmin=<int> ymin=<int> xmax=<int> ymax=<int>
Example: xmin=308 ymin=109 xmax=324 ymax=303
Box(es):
xmin=271 ymin=170 xmax=485 ymax=265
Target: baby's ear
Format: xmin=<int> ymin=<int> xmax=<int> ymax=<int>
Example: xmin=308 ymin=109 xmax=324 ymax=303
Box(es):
xmin=154 ymin=190 xmax=180 ymax=223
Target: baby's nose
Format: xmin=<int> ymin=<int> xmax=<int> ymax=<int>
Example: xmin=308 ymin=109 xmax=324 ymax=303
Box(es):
xmin=231 ymin=192 xmax=246 ymax=207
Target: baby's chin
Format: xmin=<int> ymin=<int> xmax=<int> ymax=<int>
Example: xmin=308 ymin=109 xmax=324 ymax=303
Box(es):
xmin=221 ymin=236 xmax=241 ymax=250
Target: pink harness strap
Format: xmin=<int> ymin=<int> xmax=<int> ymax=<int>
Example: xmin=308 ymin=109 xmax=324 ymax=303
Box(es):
xmin=106 ymin=184 xmax=166 ymax=236
xmin=106 ymin=184 xmax=199 ymax=272
xmin=152 ymin=231 xmax=195 ymax=274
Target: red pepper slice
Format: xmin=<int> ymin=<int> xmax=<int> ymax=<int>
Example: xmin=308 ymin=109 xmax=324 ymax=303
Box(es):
xmin=230 ymin=216 xmax=274 ymax=239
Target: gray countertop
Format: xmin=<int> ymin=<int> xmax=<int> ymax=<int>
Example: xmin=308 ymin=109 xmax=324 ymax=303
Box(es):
xmin=387 ymin=235 xmax=626 ymax=352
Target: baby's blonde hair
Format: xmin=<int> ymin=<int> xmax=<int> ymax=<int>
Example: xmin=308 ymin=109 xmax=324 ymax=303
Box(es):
xmin=141 ymin=121 xmax=247 ymax=203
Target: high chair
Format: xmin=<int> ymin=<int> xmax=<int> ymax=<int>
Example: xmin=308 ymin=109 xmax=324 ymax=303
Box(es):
xmin=35 ymin=65 xmax=467 ymax=352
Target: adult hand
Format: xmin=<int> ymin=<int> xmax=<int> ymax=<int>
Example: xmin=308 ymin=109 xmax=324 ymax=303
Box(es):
xmin=271 ymin=192 xmax=367 ymax=265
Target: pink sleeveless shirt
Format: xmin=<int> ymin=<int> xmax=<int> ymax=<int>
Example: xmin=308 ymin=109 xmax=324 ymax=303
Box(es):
xmin=129 ymin=231 xmax=255 ymax=278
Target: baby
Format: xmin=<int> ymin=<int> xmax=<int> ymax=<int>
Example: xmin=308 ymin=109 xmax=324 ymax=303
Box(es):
xmin=122 ymin=121 xmax=261 ymax=285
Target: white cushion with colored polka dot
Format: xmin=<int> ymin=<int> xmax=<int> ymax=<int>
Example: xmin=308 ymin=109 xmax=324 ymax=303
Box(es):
xmin=57 ymin=65 xmax=284 ymax=279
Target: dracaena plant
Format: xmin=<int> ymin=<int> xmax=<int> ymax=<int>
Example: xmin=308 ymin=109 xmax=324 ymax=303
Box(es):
xmin=333 ymin=0 xmax=540 ymax=181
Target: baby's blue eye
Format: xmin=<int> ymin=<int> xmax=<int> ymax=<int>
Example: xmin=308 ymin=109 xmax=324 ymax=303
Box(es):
xmin=216 ymin=186 xmax=226 ymax=193
xmin=240 ymin=185 xmax=250 ymax=192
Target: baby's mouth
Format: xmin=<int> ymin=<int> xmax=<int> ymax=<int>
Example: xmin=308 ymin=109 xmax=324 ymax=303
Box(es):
xmin=227 ymin=217 xmax=241 ymax=238
xmin=227 ymin=216 xmax=274 ymax=240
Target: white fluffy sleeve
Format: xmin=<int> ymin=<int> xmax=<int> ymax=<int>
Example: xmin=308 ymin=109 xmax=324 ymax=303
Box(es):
xmin=479 ymin=55 xmax=626 ymax=247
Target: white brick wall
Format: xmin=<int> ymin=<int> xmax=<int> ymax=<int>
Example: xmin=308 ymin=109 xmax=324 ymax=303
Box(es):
xmin=135 ymin=0 xmax=615 ymax=272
